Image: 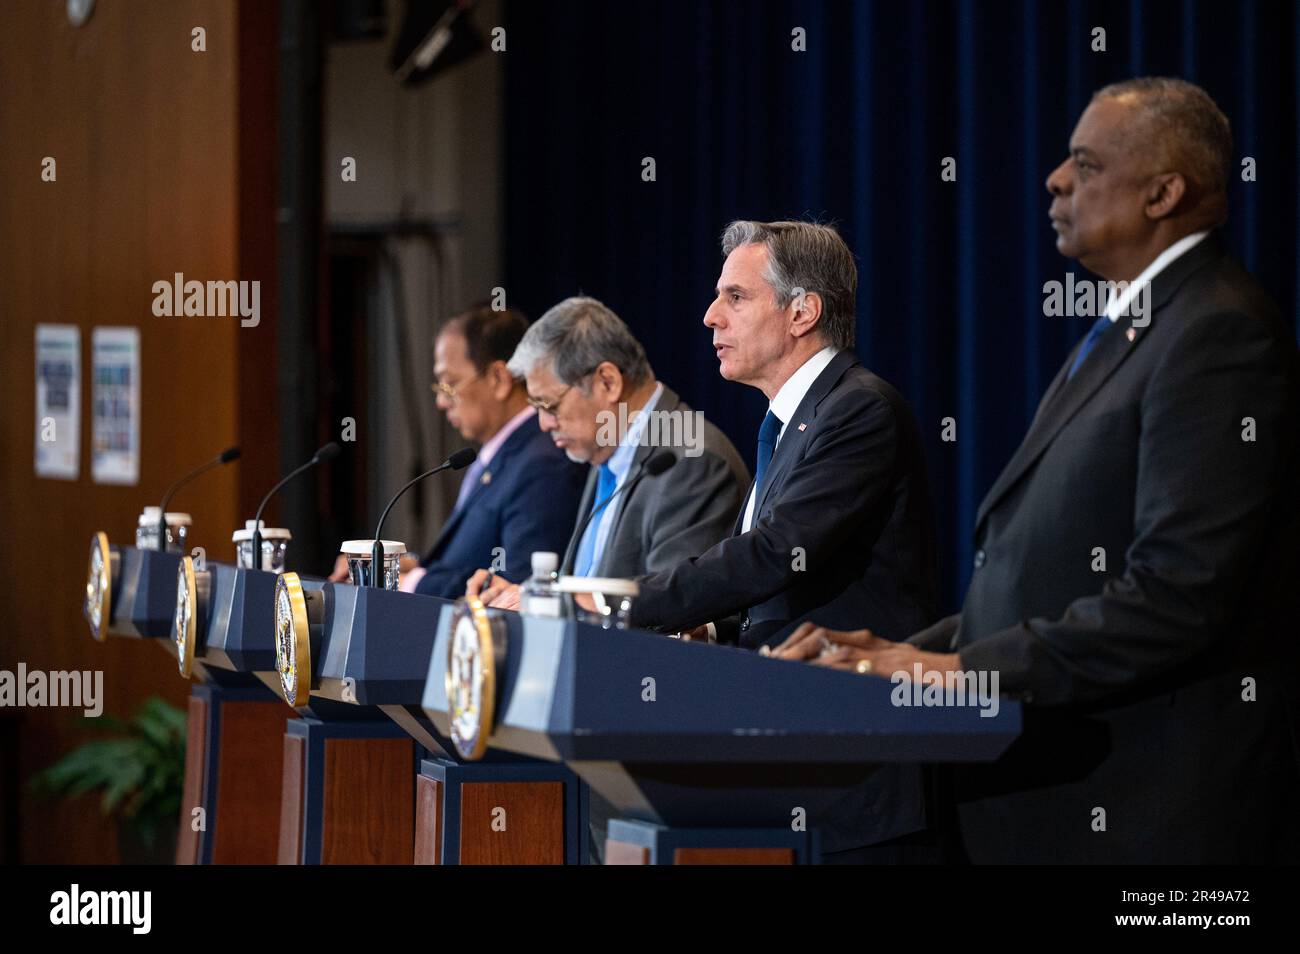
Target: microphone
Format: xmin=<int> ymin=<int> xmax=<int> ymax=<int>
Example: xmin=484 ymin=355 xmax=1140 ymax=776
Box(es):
xmin=561 ymin=451 xmax=676 ymax=574
xmin=249 ymin=442 xmax=341 ymax=568
xmin=156 ymin=446 xmax=241 ymax=548
xmin=368 ymin=447 xmax=476 ymax=586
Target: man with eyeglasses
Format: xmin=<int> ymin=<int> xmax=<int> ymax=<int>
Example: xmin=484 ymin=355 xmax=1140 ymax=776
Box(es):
xmin=465 ymin=295 xmax=749 ymax=863
xmin=469 ymin=295 xmax=748 ymax=601
xmin=349 ymin=304 xmax=586 ymax=598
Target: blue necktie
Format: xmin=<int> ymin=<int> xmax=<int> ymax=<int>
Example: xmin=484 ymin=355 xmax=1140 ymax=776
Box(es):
xmin=575 ymin=463 xmax=618 ymax=576
xmin=1067 ymin=316 xmax=1113 ymax=380
xmin=754 ymin=410 xmax=782 ymax=496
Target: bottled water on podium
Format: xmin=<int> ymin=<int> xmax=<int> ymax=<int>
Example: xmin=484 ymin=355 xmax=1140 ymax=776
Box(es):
xmin=519 ymin=551 xmax=562 ymax=618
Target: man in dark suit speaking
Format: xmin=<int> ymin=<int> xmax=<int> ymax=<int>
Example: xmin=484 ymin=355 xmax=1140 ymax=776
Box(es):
xmin=630 ymin=220 xmax=939 ymax=652
xmin=777 ymin=78 xmax=1300 ymax=863
xmin=625 ymin=219 xmax=941 ymax=858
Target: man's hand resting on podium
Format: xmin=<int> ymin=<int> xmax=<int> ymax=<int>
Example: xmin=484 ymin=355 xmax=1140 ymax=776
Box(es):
xmin=465 ymin=570 xmax=604 ymax=614
xmin=466 ymin=568 xmax=521 ymax=611
xmin=772 ymin=622 xmax=960 ymax=681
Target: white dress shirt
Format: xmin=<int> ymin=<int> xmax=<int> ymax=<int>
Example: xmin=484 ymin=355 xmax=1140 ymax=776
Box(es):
xmin=741 ymin=345 xmax=840 ymax=532
xmin=1103 ymin=230 xmax=1210 ymax=322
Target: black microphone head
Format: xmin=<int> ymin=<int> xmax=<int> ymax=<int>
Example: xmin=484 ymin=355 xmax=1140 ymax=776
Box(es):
xmin=313 ymin=441 xmax=342 ymax=464
xmin=447 ymin=447 xmax=477 ymax=471
xmin=645 ymin=451 xmax=676 ymax=476
xmin=219 ymin=446 xmax=241 ymax=463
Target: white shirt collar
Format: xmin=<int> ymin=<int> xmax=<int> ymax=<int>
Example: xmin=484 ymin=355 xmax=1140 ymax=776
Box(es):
xmin=606 ymin=381 xmax=665 ymax=480
xmin=1104 ymin=230 xmax=1210 ymax=322
xmin=769 ymin=346 xmax=840 ymax=435
xmin=740 ymin=345 xmax=841 ymax=533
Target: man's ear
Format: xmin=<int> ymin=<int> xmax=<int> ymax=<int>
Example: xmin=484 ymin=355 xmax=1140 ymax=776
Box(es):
xmin=789 ymin=288 xmax=824 ymax=339
xmin=488 ymin=360 xmax=515 ymax=400
xmin=1144 ymin=172 xmax=1187 ymax=221
xmin=592 ymin=361 xmax=624 ymax=402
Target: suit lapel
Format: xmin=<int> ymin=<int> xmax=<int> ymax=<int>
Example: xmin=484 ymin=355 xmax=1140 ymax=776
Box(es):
xmin=597 ymin=386 xmax=681 ymax=569
xmin=426 ymin=416 xmax=534 ymax=560
xmin=752 ymin=351 xmax=859 ymax=522
xmin=426 ymin=496 xmax=471 ymax=560
xmin=975 ymin=235 xmax=1225 ymax=530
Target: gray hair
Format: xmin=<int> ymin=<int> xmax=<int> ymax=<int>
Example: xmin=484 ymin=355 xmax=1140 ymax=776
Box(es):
xmin=1092 ymin=76 xmax=1232 ymax=200
xmin=508 ymin=296 xmax=653 ymax=389
xmin=721 ymin=220 xmax=857 ymax=350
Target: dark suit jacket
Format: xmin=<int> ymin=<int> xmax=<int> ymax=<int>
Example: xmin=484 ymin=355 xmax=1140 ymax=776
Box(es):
xmin=559 ymin=384 xmax=749 ymax=578
xmin=632 ymin=351 xmax=938 ymax=646
xmin=911 ymin=235 xmax=1300 ymax=863
xmin=413 ymin=415 xmax=587 ymax=598
xmin=630 ymin=351 xmax=941 ymax=852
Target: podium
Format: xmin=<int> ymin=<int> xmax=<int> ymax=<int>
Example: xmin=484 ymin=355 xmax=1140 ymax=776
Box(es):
xmin=273 ymin=580 xmax=444 ymax=864
xmin=83 ymin=536 xmax=180 ymax=641
xmin=422 ymin=610 xmax=1021 ymax=864
xmin=83 ymin=538 xmax=301 ymax=864
xmin=274 ymin=581 xmax=582 ymax=865
xmin=173 ymin=560 xmax=306 ymax=865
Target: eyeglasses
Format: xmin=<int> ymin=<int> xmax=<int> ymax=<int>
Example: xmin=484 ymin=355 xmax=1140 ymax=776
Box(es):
xmin=526 ymin=382 xmax=574 ymax=416
xmin=431 ymin=370 xmax=484 ymax=402
xmin=526 ymin=367 xmax=600 ymax=415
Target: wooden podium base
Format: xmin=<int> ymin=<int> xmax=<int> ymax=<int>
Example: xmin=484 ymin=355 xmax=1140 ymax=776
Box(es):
xmin=604 ymin=818 xmax=820 ymax=864
xmin=175 ymin=682 xmax=293 ymax=865
xmin=414 ymin=757 xmax=585 ymax=864
xmin=277 ymin=716 xmax=416 ymax=864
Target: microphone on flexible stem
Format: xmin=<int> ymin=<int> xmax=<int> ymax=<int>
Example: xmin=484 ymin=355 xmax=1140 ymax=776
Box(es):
xmin=369 ymin=447 xmax=477 ymax=587
xmin=249 ymin=442 xmax=342 ymax=569
xmin=561 ymin=451 xmax=677 ymax=574
xmin=157 ymin=445 xmax=241 ymax=549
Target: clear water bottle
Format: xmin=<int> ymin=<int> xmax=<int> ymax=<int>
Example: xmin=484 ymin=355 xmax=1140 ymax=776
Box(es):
xmin=519 ymin=551 xmax=562 ymax=618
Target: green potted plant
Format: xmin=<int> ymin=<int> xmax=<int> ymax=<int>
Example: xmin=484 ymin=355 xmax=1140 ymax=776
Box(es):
xmin=32 ymin=696 xmax=186 ymax=864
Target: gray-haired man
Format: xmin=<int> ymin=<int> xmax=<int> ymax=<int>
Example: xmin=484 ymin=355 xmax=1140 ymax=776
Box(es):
xmin=626 ymin=219 xmax=942 ymax=860
xmin=470 ymin=295 xmax=748 ymax=596
xmin=464 ymin=296 xmax=751 ymax=863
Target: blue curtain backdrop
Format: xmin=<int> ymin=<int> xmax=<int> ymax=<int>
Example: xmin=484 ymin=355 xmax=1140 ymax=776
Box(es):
xmin=502 ymin=0 xmax=1300 ymax=614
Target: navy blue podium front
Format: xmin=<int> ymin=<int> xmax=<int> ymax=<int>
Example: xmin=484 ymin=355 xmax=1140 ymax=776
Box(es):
xmin=422 ymin=608 xmax=1021 ymax=864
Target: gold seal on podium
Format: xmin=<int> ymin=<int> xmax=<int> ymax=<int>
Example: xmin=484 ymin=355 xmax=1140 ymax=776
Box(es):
xmin=174 ymin=556 xmax=198 ymax=677
xmin=446 ymin=596 xmax=505 ymax=761
xmin=84 ymin=532 xmax=112 ymax=642
xmin=275 ymin=572 xmax=311 ymax=707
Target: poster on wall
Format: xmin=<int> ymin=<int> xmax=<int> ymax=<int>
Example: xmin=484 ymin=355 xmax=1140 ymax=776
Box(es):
xmin=34 ymin=324 xmax=81 ymax=480
xmin=91 ymin=326 xmax=140 ymax=485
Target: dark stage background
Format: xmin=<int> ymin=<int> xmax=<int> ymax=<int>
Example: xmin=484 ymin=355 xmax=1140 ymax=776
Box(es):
xmin=502 ymin=0 xmax=1300 ymax=613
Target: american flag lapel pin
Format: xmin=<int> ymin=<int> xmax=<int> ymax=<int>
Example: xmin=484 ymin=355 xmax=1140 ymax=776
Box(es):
xmin=798 ymin=422 xmax=807 ymax=432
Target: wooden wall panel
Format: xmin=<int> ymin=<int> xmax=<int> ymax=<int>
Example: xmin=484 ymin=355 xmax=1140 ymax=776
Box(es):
xmin=0 ymin=1 xmax=274 ymax=863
